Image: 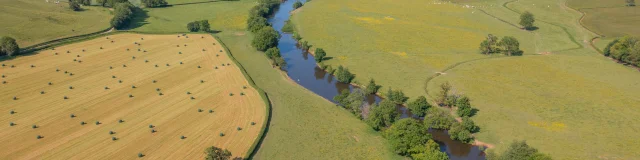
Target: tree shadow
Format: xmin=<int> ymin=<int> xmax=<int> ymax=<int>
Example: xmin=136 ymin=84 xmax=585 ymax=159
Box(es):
xmin=512 ymin=50 xmax=524 ymax=56
xmin=322 ymin=56 xmax=333 ymax=61
xmin=123 ymin=7 xmax=150 ymax=30
xmin=469 ymin=108 xmax=480 ymax=117
xmin=524 ymin=26 xmax=539 ymax=31
xmin=161 ymin=0 xmax=238 ymax=7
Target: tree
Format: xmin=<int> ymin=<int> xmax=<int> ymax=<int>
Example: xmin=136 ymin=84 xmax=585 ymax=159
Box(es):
xmin=335 ymin=65 xmax=355 ymax=83
xmin=456 ymin=96 xmax=473 ymax=117
xmin=204 ymin=146 xmax=232 ymax=160
xmin=408 ymin=96 xmax=431 ymax=117
xmin=604 ymin=36 xmax=640 ymax=67
xmin=461 ymin=117 xmax=479 ymax=133
xmin=383 ymin=119 xmax=432 ymax=155
xmin=345 ymin=88 xmax=365 ymax=116
xmin=498 ymin=36 xmax=520 ymax=56
xmin=301 ymin=41 xmax=311 ymax=51
xmin=385 ymin=88 xmax=408 ymax=105
xmin=265 ymin=47 xmax=280 ymax=59
xmin=0 ymin=36 xmax=20 ymax=56
xmin=247 ymin=16 xmax=268 ymax=33
xmin=489 ymin=141 xmax=552 ymax=160
xmin=141 ymin=0 xmax=168 ymax=8
xmin=199 ymin=20 xmax=211 ymax=32
xmin=410 ymin=141 xmax=449 ymax=160
xmin=519 ymin=11 xmax=535 ymax=30
xmin=274 ymin=57 xmax=286 ymax=70
xmin=107 ymin=0 xmax=129 ymax=8
xmin=69 ymin=0 xmax=82 ymax=11
xmin=627 ymin=0 xmax=636 ymax=6
xmin=365 ymin=78 xmax=381 ymax=94
xmin=334 ymin=89 xmax=350 ymax=106
xmin=293 ymin=1 xmax=303 ymax=9
xmin=436 ymin=82 xmax=451 ymax=105
xmin=480 ymin=34 xmax=499 ymax=54
xmin=187 ymin=22 xmax=200 ymax=32
xmin=252 ymin=26 xmax=279 ymax=51
xmin=314 ymin=48 xmax=326 ymax=62
xmin=110 ymin=2 xmax=134 ymax=29
xmin=448 ymin=123 xmax=474 ymax=143
xmin=366 ymin=100 xmax=399 ymax=130
xmin=79 ymin=0 xmax=91 ymax=6
xmin=97 ymin=0 xmax=107 ymax=7
xmin=424 ymin=108 xmax=455 ymax=130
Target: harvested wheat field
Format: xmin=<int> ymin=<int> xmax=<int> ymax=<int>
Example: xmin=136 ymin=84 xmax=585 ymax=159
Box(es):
xmin=0 ymin=33 xmax=265 ymax=159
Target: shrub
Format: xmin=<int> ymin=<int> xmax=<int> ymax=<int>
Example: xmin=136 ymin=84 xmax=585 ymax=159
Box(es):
xmin=0 ymin=36 xmax=20 ymax=56
xmin=423 ymin=108 xmax=455 ymax=130
xmin=204 ymin=146 xmax=232 ymax=160
xmin=314 ymin=48 xmax=326 ymax=62
xmin=383 ymin=119 xmax=431 ymax=155
xmin=498 ymin=36 xmax=521 ymax=56
xmin=247 ymin=16 xmax=268 ymax=33
xmin=456 ymin=96 xmax=474 ymax=117
xmin=603 ymin=36 xmax=640 ymax=67
xmin=141 ymin=0 xmax=167 ymax=8
xmin=301 ymin=41 xmax=311 ymax=51
xmin=265 ymin=47 xmax=281 ymax=59
xmin=385 ymin=88 xmax=408 ymax=105
xmin=69 ymin=0 xmax=82 ymax=11
xmin=519 ymin=11 xmax=535 ymax=30
xmin=293 ymin=1 xmax=303 ymax=9
xmin=110 ymin=2 xmax=134 ymax=29
xmin=408 ymin=96 xmax=431 ymax=117
xmin=252 ymin=26 xmax=279 ymax=51
xmin=449 ymin=123 xmax=474 ymax=143
xmin=366 ymin=100 xmax=399 ymax=130
xmin=365 ymin=78 xmax=381 ymax=94
xmin=461 ymin=117 xmax=479 ymax=133
xmin=335 ymin=65 xmax=355 ymax=83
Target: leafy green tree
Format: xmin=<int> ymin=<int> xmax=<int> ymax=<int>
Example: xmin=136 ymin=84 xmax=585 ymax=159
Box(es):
xmin=274 ymin=57 xmax=287 ymax=70
xmin=408 ymin=96 xmax=431 ymax=117
xmin=366 ymin=100 xmax=399 ymax=130
xmin=204 ymin=146 xmax=232 ymax=160
xmin=456 ymin=96 xmax=473 ymax=117
xmin=365 ymin=78 xmax=381 ymax=94
xmin=605 ymin=36 xmax=640 ymax=67
xmin=69 ymin=0 xmax=82 ymax=11
xmin=498 ymin=36 xmax=520 ymax=56
xmin=383 ymin=119 xmax=432 ymax=155
xmin=301 ymin=41 xmax=311 ymax=51
xmin=252 ymin=26 xmax=279 ymax=51
xmin=444 ymin=95 xmax=457 ymax=108
xmin=603 ymin=38 xmax=620 ymax=56
xmin=424 ymin=108 xmax=455 ymax=130
xmin=79 ymin=0 xmax=91 ymax=6
xmin=0 ymin=36 xmax=20 ymax=56
xmin=335 ymin=65 xmax=355 ymax=83
xmin=199 ymin=20 xmax=211 ymax=32
xmin=410 ymin=140 xmax=449 ymax=160
xmin=265 ymin=47 xmax=280 ymax=59
xmin=314 ymin=48 xmax=326 ymax=62
xmin=187 ymin=22 xmax=200 ymax=32
xmin=293 ymin=1 xmax=303 ymax=9
xmin=110 ymin=2 xmax=134 ymax=29
xmin=345 ymin=89 xmax=365 ymax=116
xmin=247 ymin=16 xmax=268 ymax=33
xmin=489 ymin=141 xmax=552 ymax=160
xmin=141 ymin=0 xmax=168 ymax=8
xmin=385 ymin=88 xmax=408 ymax=105
xmin=627 ymin=0 xmax=636 ymax=6
xmin=480 ymin=34 xmax=499 ymax=54
xmin=461 ymin=116 xmax=479 ymax=133
xmin=519 ymin=11 xmax=535 ymax=30
xmin=107 ymin=0 xmax=128 ymax=8
xmin=436 ymin=82 xmax=451 ymax=105
xmin=334 ymin=89 xmax=350 ymax=106
xmin=449 ymin=123 xmax=474 ymax=143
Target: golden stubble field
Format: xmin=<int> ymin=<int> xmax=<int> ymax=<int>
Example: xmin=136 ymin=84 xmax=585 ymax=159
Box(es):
xmin=0 ymin=33 xmax=265 ymax=159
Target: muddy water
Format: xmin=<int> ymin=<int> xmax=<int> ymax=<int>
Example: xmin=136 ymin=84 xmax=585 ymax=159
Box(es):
xmin=269 ymin=0 xmax=484 ymax=159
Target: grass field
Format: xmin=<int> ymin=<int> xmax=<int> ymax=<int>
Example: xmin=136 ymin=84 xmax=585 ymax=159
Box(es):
xmin=0 ymin=0 xmax=112 ymax=47
xmin=125 ymin=0 xmax=255 ymax=32
xmin=0 ymin=33 xmax=265 ymax=159
xmin=295 ymin=0 xmax=640 ymax=159
xmin=566 ymin=0 xmax=640 ymax=51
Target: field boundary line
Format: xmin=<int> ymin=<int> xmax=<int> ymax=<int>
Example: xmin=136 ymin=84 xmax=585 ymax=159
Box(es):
xmin=212 ymin=34 xmax=272 ymax=160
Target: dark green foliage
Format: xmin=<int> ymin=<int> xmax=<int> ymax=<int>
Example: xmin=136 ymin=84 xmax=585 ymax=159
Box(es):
xmin=187 ymin=20 xmax=211 ymax=32
xmin=141 ymin=0 xmax=168 ymax=8
xmin=335 ymin=89 xmax=365 ymax=117
xmin=69 ymin=0 xmax=82 ymax=11
xmin=333 ymin=90 xmax=350 ymax=106
xmin=293 ymin=1 xmax=303 ymax=9
xmin=247 ymin=16 xmax=269 ymax=33
xmin=409 ymin=140 xmax=449 ymax=160
xmin=314 ymin=48 xmax=326 ymax=62
xmin=252 ymin=27 xmax=279 ymax=51
xmin=200 ymin=20 xmax=211 ymax=32
xmin=187 ymin=21 xmax=201 ymax=32
xmin=480 ymin=34 xmax=499 ymax=54
xmin=110 ymin=2 xmax=134 ymax=29
xmin=519 ymin=11 xmax=535 ymax=30
xmin=448 ymin=123 xmax=474 ymax=143
xmin=383 ymin=119 xmax=431 ymax=155
xmin=265 ymin=47 xmax=280 ymax=59
xmin=455 ymin=96 xmax=473 ymax=117
xmin=603 ymin=36 xmax=640 ymax=67
xmin=436 ymin=82 xmax=451 ymax=106
xmin=0 ymin=36 xmax=20 ymax=56
xmin=423 ymin=108 xmax=455 ymax=130
xmin=461 ymin=117 xmax=479 ymax=133
xmin=335 ymin=65 xmax=355 ymax=83
xmin=385 ymin=88 xmax=408 ymax=105
xmin=282 ymin=20 xmax=294 ymax=33
xmin=489 ymin=141 xmax=552 ymax=160
xmin=365 ymin=78 xmax=381 ymax=94
xmin=408 ymin=96 xmax=431 ymax=117
xmin=627 ymin=0 xmax=636 ymax=6
xmin=204 ymin=146 xmax=232 ymax=160
xmin=293 ymin=32 xmax=302 ymax=41
xmin=498 ymin=36 xmax=521 ymax=56
xmin=300 ymin=41 xmax=311 ymax=51
xmin=366 ymin=100 xmax=399 ymax=130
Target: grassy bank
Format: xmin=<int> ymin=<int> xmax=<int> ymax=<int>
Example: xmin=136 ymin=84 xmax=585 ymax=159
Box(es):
xmin=294 ymin=0 xmax=640 ymax=159
xmin=0 ymin=0 xmax=112 ymax=46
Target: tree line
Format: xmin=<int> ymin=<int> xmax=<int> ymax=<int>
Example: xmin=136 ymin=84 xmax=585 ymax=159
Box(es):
xmin=479 ymin=34 xmax=522 ymax=56
xmin=604 ymin=36 xmax=640 ymax=67
xmin=247 ymin=0 xmax=285 ymax=70
xmin=0 ymin=36 xmax=19 ymax=57
xmin=110 ymin=2 xmax=135 ymax=29
xmin=187 ymin=20 xmax=211 ymax=32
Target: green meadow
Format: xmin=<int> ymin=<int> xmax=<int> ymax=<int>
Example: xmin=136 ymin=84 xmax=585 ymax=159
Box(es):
xmin=123 ymin=0 xmax=401 ymax=158
xmin=566 ymin=0 xmax=640 ymax=51
xmin=0 ymin=0 xmax=112 ymax=46
xmin=294 ymin=0 xmax=640 ymax=159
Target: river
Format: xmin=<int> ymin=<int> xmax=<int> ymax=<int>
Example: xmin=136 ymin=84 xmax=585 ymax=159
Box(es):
xmin=268 ymin=0 xmax=485 ymax=159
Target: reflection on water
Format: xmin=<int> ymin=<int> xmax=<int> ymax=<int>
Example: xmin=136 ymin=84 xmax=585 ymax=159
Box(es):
xmin=269 ymin=0 xmax=484 ymax=159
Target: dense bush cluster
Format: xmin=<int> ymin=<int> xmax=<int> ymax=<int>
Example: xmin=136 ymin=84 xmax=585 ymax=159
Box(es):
xmin=314 ymin=48 xmax=326 ymax=62
xmin=407 ymin=96 xmax=431 ymax=117
xmin=293 ymin=1 xmax=303 ymax=9
xmin=110 ymin=2 xmax=135 ymax=29
xmin=187 ymin=20 xmax=211 ymax=32
xmin=480 ymin=34 xmax=521 ymax=56
xmin=334 ymin=65 xmax=355 ymax=83
xmin=0 ymin=36 xmax=20 ymax=56
xmin=204 ymin=146 xmax=232 ymax=160
xmin=366 ymin=100 xmax=399 ymax=130
xmin=97 ymin=0 xmax=128 ymax=8
xmin=334 ymin=89 xmax=365 ymax=118
xmin=385 ymin=88 xmax=408 ymax=105
xmin=384 ymin=119 xmax=448 ymax=160
xmin=141 ymin=0 xmax=168 ymax=8
xmin=69 ymin=0 xmax=81 ymax=11
xmin=365 ymin=78 xmax=381 ymax=94
xmin=604 ymin=36 xmax=640 ymax=67
xmin=265 ymin=47 xmax=286 ymax=70
xmin=487 ymin=141 xmax=552 ymax=160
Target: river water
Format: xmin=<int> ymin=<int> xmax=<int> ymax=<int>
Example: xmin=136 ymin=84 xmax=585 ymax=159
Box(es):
xmin=268 ymin=0 xmax=485 ymax=159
